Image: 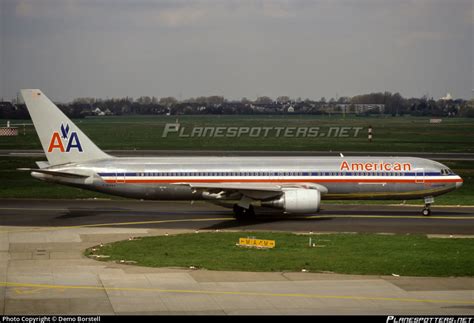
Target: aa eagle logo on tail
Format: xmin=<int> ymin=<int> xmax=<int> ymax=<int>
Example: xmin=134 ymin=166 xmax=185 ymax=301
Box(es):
xmin=48 ymin=123 xmax=83 ymax=152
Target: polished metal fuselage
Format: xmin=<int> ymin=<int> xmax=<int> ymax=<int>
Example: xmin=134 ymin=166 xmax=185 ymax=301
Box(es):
xmin=33 ymin=156 xmax=463 ymax=201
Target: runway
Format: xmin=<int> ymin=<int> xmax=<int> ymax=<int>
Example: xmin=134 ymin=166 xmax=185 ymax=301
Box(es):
xmin=0 ymin=199 xmax=473 ymax=235
xmin=0 ymin=199 xmax=473 ymax=315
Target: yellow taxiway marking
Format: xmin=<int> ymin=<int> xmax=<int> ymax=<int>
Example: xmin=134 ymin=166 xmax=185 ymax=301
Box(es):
xmin=13 ymin=286 xmax=62 ymax=295
xmin=304 ymin=215 xmax=474 ymax=220
xmin=0 ymin=208 xmax=71 ymax=211
xmin=1 ymin=281 xmax=473 ymax=305
xmin=0 ymin=218 xmax=234 ymax=234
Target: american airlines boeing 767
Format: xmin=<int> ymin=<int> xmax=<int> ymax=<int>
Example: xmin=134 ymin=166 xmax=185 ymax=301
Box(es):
xmin=19 ymin=89 xmax=463 ymax=219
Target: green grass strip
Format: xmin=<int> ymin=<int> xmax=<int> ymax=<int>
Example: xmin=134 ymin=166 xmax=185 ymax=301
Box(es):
xmin=86 ymin=232 xmax=474 ymax=277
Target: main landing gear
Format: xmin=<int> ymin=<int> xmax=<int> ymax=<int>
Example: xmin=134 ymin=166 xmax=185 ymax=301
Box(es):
xmin=422 ymin=196 xmax=434 ymax=216
xmin=233 ymin=204 xmax=255 ymax=221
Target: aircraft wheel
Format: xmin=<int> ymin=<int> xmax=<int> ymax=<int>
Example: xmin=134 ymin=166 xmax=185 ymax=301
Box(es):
xmin=233 ymin=204 xmax=255 ymax=221
xmin=233 ymin=205 xmax=244 ymax=220
xmin=422 ymin=208 xmax=431 ymax=216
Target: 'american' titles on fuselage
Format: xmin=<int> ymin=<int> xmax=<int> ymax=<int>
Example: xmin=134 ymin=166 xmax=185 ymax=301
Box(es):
xmin=340 ymin=161 xmax=412 ymax=172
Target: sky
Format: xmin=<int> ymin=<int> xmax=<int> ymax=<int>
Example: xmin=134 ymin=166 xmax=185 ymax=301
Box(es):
xmin=1 ymin=0 xmax=472 ymax=102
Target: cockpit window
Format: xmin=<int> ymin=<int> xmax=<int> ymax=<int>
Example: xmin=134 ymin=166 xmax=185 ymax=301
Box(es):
xmin=441 ymin=168 xmax=454 ymax=175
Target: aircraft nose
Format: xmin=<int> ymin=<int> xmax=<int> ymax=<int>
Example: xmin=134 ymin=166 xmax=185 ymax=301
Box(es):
xmin=456 ymin=177 xmax=463 ymax=189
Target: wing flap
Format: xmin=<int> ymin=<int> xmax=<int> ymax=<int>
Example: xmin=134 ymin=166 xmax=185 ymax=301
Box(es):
xmin=179 ymin=182 xmax=328 ymax=193
xmin=184 ymin=182 xmax=283 ymax=191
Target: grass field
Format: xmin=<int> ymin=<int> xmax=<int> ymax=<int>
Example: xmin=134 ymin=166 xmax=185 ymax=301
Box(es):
xmin=0 ymin=157 xmax=472 ymax=204
xmin=86 ymin=232 xmax=474 ymax=277
xmin=1 ymin=115 xmax=473 ymax=204
xmin=1 ymin=115 xmax=473 ymax=152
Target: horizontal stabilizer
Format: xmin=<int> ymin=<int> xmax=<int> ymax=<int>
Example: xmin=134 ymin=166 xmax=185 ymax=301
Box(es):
xmin=17 ymin=168 xmax=90 ymax=178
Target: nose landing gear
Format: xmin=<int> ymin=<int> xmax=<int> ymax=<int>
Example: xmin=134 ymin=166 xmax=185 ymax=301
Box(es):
xmin=422 ymin=207 xmax=431 ymax=216
xmin=422 ymin=196 xmax=434 ymax=216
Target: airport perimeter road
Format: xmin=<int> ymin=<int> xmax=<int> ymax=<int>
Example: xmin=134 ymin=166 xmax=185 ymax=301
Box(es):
xmin=2 ymin=149 xmax=474 ymax=160
xmin=0 ymin=199 xmax=473 ymax=235
xmin=0 ymin=199 xmax=473 ymax=314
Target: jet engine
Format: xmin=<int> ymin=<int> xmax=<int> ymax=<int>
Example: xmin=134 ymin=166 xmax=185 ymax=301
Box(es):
xmin=262 ymin=189 xmax=321 ymax=214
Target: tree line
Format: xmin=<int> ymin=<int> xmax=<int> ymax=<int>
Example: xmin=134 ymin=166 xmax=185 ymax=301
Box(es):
xmin=1 ymin=92 xmax=472 ymax=119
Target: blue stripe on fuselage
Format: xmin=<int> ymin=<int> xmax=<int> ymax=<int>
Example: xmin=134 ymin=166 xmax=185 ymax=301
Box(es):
xmin=98 ymin=172 xmax=442 ymax=177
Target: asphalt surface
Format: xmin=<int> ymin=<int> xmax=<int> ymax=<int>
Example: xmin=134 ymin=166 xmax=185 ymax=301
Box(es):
xmin=0 ymin=199 xmax=473 ymax=235
xmin=0 ymin=199 xmax=473 ymax=314
xmin=2 ymin=149 xmax=474 ymax=160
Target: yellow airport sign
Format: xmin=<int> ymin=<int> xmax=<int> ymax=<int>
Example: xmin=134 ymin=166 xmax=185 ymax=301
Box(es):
xmin=238 ymin=238 xmax=275 ymax=249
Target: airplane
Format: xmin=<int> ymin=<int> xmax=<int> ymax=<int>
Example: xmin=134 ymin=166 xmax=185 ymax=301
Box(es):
xmin=19 ymin=89 xmax=463 ymax=219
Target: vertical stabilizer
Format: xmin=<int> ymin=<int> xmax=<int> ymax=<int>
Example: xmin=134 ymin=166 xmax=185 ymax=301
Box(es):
xmin=21 ymin=89 xmax=110 ymax=165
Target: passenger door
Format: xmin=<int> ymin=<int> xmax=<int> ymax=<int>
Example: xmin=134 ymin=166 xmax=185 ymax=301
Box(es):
xmin=415 ymin=168 xmax=425 ymax=184
xmin=116 ymin=171 xmax=126 ymax=184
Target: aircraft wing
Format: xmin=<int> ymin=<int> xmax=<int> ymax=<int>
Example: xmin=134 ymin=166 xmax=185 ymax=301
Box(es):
xmin=174 ymin=182 xmax=327 ymax=201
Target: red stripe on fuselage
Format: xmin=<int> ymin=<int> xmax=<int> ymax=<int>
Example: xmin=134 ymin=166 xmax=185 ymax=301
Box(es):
xmin=103 ymin=178 xmax=462 ymax=184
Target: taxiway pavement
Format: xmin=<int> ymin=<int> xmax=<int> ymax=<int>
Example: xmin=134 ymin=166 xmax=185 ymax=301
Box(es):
xmin=0 ymin=199 xmax=472 ymax=315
